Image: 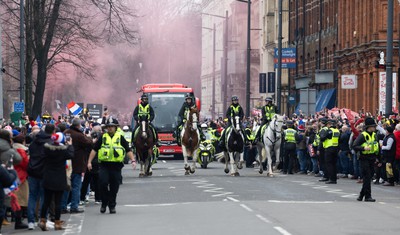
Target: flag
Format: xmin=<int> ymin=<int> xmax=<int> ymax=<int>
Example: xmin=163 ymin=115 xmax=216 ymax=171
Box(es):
xmin=67 ymin=101 xmax=83 ymax=116
xmin=35 ymin=115 xmax=42 ymax=128
xmin=55 ymin=100 xmax=62 ymax=110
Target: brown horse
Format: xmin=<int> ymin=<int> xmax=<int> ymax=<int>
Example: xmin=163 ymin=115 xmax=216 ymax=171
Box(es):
xmin=181 ymin=107 xmax=200 ymax=175
xmin=133 ymin=116 xmax=155 ymax=177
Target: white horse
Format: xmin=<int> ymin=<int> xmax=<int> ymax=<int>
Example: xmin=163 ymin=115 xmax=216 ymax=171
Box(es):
xmin=223 ymin=116 xmax=245 ymax=176
xmin=255 ymin=115 xmax=284 ymax=176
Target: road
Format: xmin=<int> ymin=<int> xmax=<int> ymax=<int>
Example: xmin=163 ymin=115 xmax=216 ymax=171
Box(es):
xmin=4 ymin=160 xmax=400 ymax=235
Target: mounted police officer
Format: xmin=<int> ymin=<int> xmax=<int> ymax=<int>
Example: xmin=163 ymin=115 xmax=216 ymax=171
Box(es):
xmin=175 ymin=93 xmax=205 ymax=146
xmin=132 ymin=94 xmax=159 ymax=147
xmin=87 ymin=117 xmax=135 ymax=214
xmin=352 ymin=117 xmax=379 ymax=202
xmin=255 ymin=97 xmax=278 ymax=142
xmin=219 ymin=95 xmax=245 ymax=150
xmin=320 ymin=119 xmax=340 ymax=184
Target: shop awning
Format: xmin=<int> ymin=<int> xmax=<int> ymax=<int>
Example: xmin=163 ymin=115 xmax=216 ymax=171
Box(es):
xmin=315 ymin=88 xmax=336 ymax=112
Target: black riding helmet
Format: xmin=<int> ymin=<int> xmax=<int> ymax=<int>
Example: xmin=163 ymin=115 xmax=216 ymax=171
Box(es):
xmin=105 ymin=117 xmax=119 ymax=127
xmin=231 ymin=95 xmax=239 ymax=102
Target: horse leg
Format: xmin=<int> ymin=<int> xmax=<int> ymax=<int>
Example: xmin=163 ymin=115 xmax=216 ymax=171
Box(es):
xmin=224 ymin=151 xmax=229 ymax=174
xmin=190 ymin=148 xmax=197 ymax=174
xmin=237 ymin=151 xmax=244 ymax=170
xmin=182 ymin=146 xmax=190 ymax=175
xmin=266 ymin=147 xmax=274 ymax=177
xmin=139 ymin=157 xmax=145 ymax=178
xmin=229 ymin=152 xmax=237 ymax=176
xmin=258 ymin=145 xmax=265 ymax=174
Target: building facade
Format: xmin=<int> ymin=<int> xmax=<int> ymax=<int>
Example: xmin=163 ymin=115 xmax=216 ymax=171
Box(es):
xmin=201 ymin=0 xmax=260 ymax=119
xmin=336 ymin=0 xmax=400 ymax=115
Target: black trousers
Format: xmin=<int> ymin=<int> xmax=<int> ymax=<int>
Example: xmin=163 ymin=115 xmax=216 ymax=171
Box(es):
xmin=40 ymin=189 xmax=63 ymax=220
xmin=359 ymin=157 xmax=375 ymax=198
xmin=99 ymin=166 xmax=122 ymax=209
xmin=284 ymin=148 xmax=297 ymax=174
xmin=325 ymin=147 xmax=338 ymax=182
xmin=81 ymin=171 xmax=100 ymax=201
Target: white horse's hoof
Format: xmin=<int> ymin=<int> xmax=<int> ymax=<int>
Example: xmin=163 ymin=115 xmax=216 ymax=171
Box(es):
xmin=139 ymin=173 xmax=145 ymax=178
xmin=231 ymin=172 xmax=240 ymax=177
xmin=190 ymin=168 xmax=195 ymax=174
xmin=259 ymin=169 xmax=263 ymax=174
xmin=184 ymin=165 xmax=190 ymax=171
xmin=237 ymin=161 xmax=244 ymax=169
xmin=184 ymin=171 xmax=190 ymax=175
xmin=224 ymin=168 xmax=229 ymax=174
xmin=267 ymin=172 xmax=274 ymax=177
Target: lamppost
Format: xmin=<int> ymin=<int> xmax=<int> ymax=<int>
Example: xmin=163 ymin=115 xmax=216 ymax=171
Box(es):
xmin=201 ymin=11 xmax=229 ymax=119
xmin=236 ymin=0 xmax=251 ymax=117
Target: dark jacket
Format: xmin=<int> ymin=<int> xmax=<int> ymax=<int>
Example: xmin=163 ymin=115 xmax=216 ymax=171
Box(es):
xmin=27 ymin=131 xmax=53 ymax=179
xmin=133 ymin=102 xmax=155 ymax=122
xmin=382 ymin=133 xmax=396 ymax=162
xmin=339 ymin=130 xmax=351 ymax=151
xmin=226 ymin=104 xmax=244 ymax=121
xmin=0 ymin=167 xmax=17 ymax=209
xmin=178 ymin=102 xmax=197 ymax=123
xmin=64 ymin=126 xmax=93 ymax=174
xmin=43 ymin=143 xmax=74 ymax=191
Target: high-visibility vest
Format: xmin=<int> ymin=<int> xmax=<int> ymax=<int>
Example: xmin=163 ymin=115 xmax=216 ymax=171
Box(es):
xmin=264 ymin=106 xmax=275 ymax=121
xmin=312 ymin=133 xmax=320 ymax=147
xmin=245 ymin=128 xmax=255 ymax=141
xmin=323 ymin=128 xmax=340 ymax=148
xmin=230 ymin=105 xmax=240 ymax=117
xmin=98 ymin=133 xmax=126 ymax=163
xmin=361 ymin=131 xmax=379 ymax=155
xmin=284 ymin=128 xmax=296 ymax=143
xmin=138 ymin=104 xmax=150 ymax=120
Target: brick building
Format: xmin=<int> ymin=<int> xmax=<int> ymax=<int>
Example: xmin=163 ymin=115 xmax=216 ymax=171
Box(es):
xmin=289 ymin=0 xmax=338 ymax=115
xmin=336 ymin=0 xmax=400 ymax=115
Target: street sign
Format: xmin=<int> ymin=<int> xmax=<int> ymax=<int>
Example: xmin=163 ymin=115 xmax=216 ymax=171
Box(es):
xmin=13 ymin=102 xmax=24 ymax=112
xmin=274 ymin=48 xmax=296 ymax=69
xmin=86 ymin=104 xmax=103 ymax=119
xmin=289 ymin=95 xmax=296 ymax=105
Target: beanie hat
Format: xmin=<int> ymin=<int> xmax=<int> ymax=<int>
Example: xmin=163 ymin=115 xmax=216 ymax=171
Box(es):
xmin=51 ymin=132 xmax=65 ymax=145
xmin=12 ymin=129 xmax=20 ymax=137
xmin=297 ymin=125 xmax=305 ymax=131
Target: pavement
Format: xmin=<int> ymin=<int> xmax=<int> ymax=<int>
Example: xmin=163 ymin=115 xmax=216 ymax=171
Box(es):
xmin=2 ymin=160 xmax=400 ymax=235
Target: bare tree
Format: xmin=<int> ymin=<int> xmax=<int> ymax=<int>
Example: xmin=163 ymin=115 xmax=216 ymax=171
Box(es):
xmin=0 ymin=0 xmax=138 ymax=117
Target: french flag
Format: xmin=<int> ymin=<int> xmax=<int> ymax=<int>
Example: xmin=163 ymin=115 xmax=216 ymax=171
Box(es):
xmin=67 ymin=101 xmax=82 ymax=116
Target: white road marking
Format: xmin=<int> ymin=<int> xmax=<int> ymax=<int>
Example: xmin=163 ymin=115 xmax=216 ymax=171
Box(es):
xmin=312 ymin=186 xmax=329 ymax=189
xmin=274 ymin=226 xmax=292 ymax=235
xmin=256 ymin=214 xmax=271 ymax=223
xmin=341 ymin=194 xmax=358 ymax=198
xmin=125 ymin=202 xmax=193 ymax=207
xmin=240 ymin=204 xmax=253 ymax=212
xmin=63 ymin=213 xmax=84 ymax=235
xmin=326 ymin=189 xmax=344 ymax=194
xmin=268 ymin=200 xmax=333 ymax=204
xmin=379 ymin=202 xmax=386 ymax=205
xmin=227 ymin=197 xmax=240 ymax=202
xmin=193 ymin=180 xmax=235 ymax=197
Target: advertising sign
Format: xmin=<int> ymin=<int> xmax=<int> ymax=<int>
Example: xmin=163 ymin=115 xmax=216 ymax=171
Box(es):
xmin=379 ymin=72 xmax=397 ymax=114
xmin=341 ymin=75 xmax=357 ymax=89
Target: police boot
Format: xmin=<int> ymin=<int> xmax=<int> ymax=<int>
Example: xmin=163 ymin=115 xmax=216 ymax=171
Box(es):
xmin=254 ymin=129 xmax=261 ymax=143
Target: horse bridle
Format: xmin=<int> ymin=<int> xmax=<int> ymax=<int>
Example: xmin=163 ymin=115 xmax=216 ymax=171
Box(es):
xmin=266 ymin=118 xmax=283 ymax=144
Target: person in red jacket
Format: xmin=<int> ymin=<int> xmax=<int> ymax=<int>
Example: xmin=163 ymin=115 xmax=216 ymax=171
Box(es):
xmin=393 ymin=124 xmax=400 ymax=185
xmin=12 ymin=134 xmax=29 ymax=229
